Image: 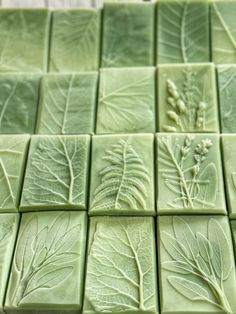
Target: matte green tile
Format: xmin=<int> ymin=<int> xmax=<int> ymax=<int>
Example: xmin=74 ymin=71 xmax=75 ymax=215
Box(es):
xmin=102 ymin=3 xmax=155 ymax=67
xmin=0 ymin=74 xmax=40 ymax=134
xmin=157 ymin=1 xmax=210 ymax=63
xmin=217 ymin=65 xmax=236 ymax=133
xmin=157 ymin=133 xmax=226 ymax=214
xmin=89 ymin=134 xmax=155 ymax=216
xmin=231 ymin=221 xmax=236 ymax=258
xmin=0 ymin=214 xmax=19 ymax=314
xmin=0 ymin=9 xmax=50 ymax=72
xmin=211 ymin=1 xmax=236 ymax=64
xmin=0 ymin=135 xmax=29 ymax=213
xmin=49 ymin=9 xmax=101 ymax=72
xmin=36 ymin=72 xmax=98 ymax=135
xmin=157 ymin=63 xmax=219 ymax=132
xmin=96 ymin=67 xmax=155 ymax=134
xmin=83 ymin=216 xmax=159 ymax=314
xmin=5 ymin=211 xmax=87 ymax=314
xmin=158 ymin=215 xmax=236 ymax=314
xmin=20 ymin=135 xmax=90 ymax=211
xmin=221 ymin=134 xmax=236 ymax=218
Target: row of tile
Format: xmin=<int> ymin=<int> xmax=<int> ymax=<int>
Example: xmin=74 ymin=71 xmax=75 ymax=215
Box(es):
xmin=0 ymin=212 xmax=236 ymax=314
xmin=0 ymin=1 xmax=236 ymax=74
xmin=2 ymin=63 xmax=236 ymax=135
xmin=1 ymin=133 xmax=236 ymax=218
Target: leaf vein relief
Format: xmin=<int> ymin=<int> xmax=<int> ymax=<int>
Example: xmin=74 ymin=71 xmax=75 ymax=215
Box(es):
xmin=86 ymin=219 xmax=156 ymax=312
xmin=158 ymin=135 xmax=218 ymax=209
xmin=162 ymin=217 xmax=233 ymax=312
xmin=91 ymin=137 xmax=150 ymax=211
xmin=11 ymin=212 xmax=81 ymax=305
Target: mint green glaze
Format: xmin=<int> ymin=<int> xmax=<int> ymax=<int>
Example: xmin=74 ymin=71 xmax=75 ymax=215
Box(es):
xmin=102 ymin=3 xmax=155 ymax=67
xmin=0 ymin=9 xmax=50 ymax=72
xmin=50 ymin=9 xmax=101 ymax=72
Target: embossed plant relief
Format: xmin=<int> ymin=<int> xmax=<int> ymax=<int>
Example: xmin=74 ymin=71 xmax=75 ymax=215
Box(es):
xmin=85 ymin=218 xmax=157 ymax=313
xmin=91 ymin=138 xmax=150 ymax=211
xmin=158 ymin=135 xmax=217 ymax=209
xmin=161 ymin=217 xmax=233 ymax=312
xmin=163 ymin=68 xmax=211 ymax=132
xmin=10 ymin=212 xmax=80 ymax=306
xmin=0 ymin=223 xmax=12 ymax=272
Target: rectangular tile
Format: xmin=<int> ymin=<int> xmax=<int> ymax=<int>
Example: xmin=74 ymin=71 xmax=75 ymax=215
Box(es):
xmin=96 ymin=67 xmax=155 ymax=134
xmin=20 ymin=135 xmax=91 ymax=211
xmin=157 ymin=133 xmax=226 ymax=215
xmin=5 ymin=211 xmax=87 ymax=314
xmin=157 ymin=63 xmax=219 ymax=132
xmin=0 ymin=9 xmax=50 ymax=72
xmin=83 ymin=216 xmax=159 ymax=314
xmin=157 ymin=1 xmax=210 ymax=63
xmin=158 ymin=215 xmax=236 ymax=314
xmin=89 ymin=134 xmax=155 ymax=216
xmin=36 ymin=72 xmax=98 ymax=134
xmin=49 ymin=9 xmax=101 ymax=72
xmin=102 ymin=3 xmax=155 ymax=67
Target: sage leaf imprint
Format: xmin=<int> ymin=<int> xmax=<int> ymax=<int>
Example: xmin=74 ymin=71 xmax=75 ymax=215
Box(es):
xmin=212 ymin=2 xmax=236 ymax=64
xmin=85 ymin=217 xmax=157 ymax=313
xmin=158 ymin=1 xmax=209 ymax=63
xmin=10 ymin=212 xmax=81 ymax=306
xmin=50 ymin=9 xmax=100 ymax=71
xmin=91 ymin=137 xmax=150 ymax=212
xmin=97 ymin=68 xmax=154 ymax=133
xmin=37 ymin=73 xmax=98 ymax=134
xmin=161 ymin=217 xmax=233 ymax=312
xmin=158 ymin=134 xmax=219 ymax=210
xmin=21 ymin=135 xmax=89 ymax=209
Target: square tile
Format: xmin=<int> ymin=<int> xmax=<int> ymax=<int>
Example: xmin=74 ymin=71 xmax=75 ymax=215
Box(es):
xmin=5 ymin=211 xmax=87 ymax=314
xmin=102 ymin=3 xmax=155 ymax=67
xmin=96 ymin=67 xmax=155 ymax=134
xmin=157 ymin=1 xmax=210 ymax=63
xmin=0 ymin=214 xmax=19 ymax=314
xmin=0 ymin=74 xmax=40 ymax=134
xmin=217 ymin=65 xmax=236 ymax=133
xmin=0 ymin=135 xmax=29 ymax=213
xmin=49 ymin=9 xmax=101 ymax=72
xmin=20 ymin=135 xmax=90 ymax=211
xmin=0 ymin=9 xmax=50 ymax=72
xmin=89 ymin=134 xmax=155 ymax=216
xmin=83 ymin=216 xmax=159 ymax=314
xmin=158 ymin=215 xmax=236 ymax=314
xmin=211 ymin=1 xmax=236 ymax=64
xmin=157 ymin=133 xmax=226 ymax=214
xmin=157 ymin=63 xmax=219 ymax=133
xmin=37 ymin=72 xmax=98 ymax=134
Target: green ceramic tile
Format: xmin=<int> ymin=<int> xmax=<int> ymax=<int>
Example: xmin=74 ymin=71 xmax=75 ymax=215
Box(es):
xmin=96 ymin=68 xmax=155 ymax=134
xmin=49 ymin=9 xmax=101 ymax=72
xmin=217 ymin=65 xmax=236 ymax=133
xmin=83 ymin=216 xmax=159 ymax=314
xmin=89 ymin=134 xmax=155 ymax=216
xmin=221 ymin=134 xmax=236 ymax=218
xmin=0 ymin=9 xmax=50 ymax=72
xmin=0 ymin=135 xmax=29 ymax=213
xmin=0 ymin=74 xmax=40 ymax=134
xmin=157 ymin=133 xmax=226 ymax=215
xmin=157 ymin=63 xmax=219 ymax=132
xmin=157 ymin=1 xmax=210 ymax=63
xmin=211 ymin=1 xmax=236 ymax=64
xmin=0 ymin=214 xmax=19 ymax=314
xmin=37 ymin=73 xmax=98 ymax=135
xmin=20 ymin=135 xmax=90 ymax=211
xmin=102 ymin=3 xmax=155 ymax=67
xmin=158 ymin=215 xmax=236 ymax=314
xmin=5 ymin=211 xmax=87 ymax=314
xmin=231 ymin=221 xmax=236 ymax=258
